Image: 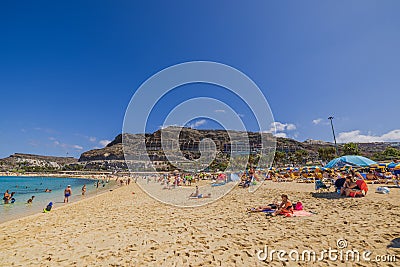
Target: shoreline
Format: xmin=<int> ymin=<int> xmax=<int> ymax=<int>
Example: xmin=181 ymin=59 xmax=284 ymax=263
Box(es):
xmin=0 ymin=183 xmax=125 ymax=227
xmin=0 ymin=175 xmax=122 ymax=224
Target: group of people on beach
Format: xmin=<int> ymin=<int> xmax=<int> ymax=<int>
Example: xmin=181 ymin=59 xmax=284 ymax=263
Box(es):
xmin=334 ymin=170 xmax=369 ymax=197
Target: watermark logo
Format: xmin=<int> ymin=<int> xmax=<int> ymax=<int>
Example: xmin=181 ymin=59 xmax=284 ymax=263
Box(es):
xmin=257 ymin=239 xmax=397 ymax=263
xmin=336 ymin=238 xmax=348 ymax=249
xmin=122 ymin=61 xmax=276 ymax=207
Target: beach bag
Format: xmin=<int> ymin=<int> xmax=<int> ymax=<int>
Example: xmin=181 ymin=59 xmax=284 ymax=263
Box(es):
xmin=294 ymin=201 xmax=303 ymax=211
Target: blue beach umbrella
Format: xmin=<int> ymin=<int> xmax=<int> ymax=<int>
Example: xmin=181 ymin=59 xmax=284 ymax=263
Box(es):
xmin=387 ymin=162 xmax=399 ymax=169
xmin=325 ymin=155 xmax=377 ymax=169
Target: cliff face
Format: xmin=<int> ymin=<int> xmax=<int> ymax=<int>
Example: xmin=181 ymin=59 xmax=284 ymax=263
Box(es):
xmin=78 ymin=127 xmax=276 ymax=162
xmin=64 ymin=127 xmax=400 ymax=166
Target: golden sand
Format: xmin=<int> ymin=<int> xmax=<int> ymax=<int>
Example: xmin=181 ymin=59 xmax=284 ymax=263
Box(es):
xmin=0 ymin=181 xmax=398 ymax=266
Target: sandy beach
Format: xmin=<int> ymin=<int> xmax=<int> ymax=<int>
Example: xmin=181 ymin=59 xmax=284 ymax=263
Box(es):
xmin=0 ymin=181 xmax=398 ymax=266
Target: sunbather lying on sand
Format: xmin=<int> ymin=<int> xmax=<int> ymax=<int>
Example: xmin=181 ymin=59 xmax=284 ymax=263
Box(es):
xmin=247 ymin=199 xmax=278 ymax=212
xmin=189 ymin=186 xmax=211 ymax=199
xmin=189 ymin=186 xmax=200 ymax=197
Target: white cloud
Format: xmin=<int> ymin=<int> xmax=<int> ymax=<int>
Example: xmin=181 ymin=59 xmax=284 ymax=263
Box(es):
xmin=266 ymin=121 xmax=297 ymax=139
xmin=269 ymin=121 xmax=296 ymax=132
xmin=33 ymin=127 xmax=56 ymax=134
xmin=73 ymin=145 xmax=83 ymax=150
xmin=274 ymin=132 xmax=287 ymax=138
xmin=286 ymin=124 xmax=296 ymax=131
xmin=159 ymin=124 xmax=180 ymax=129
xmin=52 ymin=139 xmax=83 ymax=150
xmin=214 ymin=109 xmax=226 ymax=113
xmin=188 ymin=119 xmax=207 ymax=128
xmin=312 ymin=118 xmax=323 ymax=125
xmin=337 ymin=129 xmax=400 ymax=143
xmin=99 ymin=140 xmax=111 ymax=147
xmin=89 ymin=137 xmax=97 ymax=142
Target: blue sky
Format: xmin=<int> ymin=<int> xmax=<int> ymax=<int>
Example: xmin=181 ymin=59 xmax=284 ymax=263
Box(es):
xmin=1 ymin=1 xmax=399 ymax=158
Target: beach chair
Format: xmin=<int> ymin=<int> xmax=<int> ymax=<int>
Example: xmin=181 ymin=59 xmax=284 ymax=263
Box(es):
xmin=315 ymin=179 xmax=330 ymax=192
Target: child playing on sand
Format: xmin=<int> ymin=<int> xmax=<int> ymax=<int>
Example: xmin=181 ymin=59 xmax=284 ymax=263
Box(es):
xmin=43 ymin=202 xmax=53 ymax=212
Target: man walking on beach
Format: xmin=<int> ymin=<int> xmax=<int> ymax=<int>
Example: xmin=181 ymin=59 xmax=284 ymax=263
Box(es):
xmin=64 ymin=185 xmax=72 ymax=203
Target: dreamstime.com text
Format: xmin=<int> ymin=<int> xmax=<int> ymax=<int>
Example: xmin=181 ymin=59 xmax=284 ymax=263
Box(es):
xmin=256 ymin=239 xmax=397 ymax=263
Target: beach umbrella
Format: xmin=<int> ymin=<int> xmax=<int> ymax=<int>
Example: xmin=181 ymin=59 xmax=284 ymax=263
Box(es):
xmin=395 ymin=164 xmax=400 ymax=170
xmin=325 ymin=155 xmax=377 ymax=169
xmin=387 ymin=162 xmax=399 ymax=169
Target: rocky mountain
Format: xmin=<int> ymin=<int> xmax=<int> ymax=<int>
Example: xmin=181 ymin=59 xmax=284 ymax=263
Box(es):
xmin=0 ymin=153 xmax=78 ymax=172
xmin=1 ymin=128 xmax=399 ymax=172
xmin=79 ymin=127 xmax=276 ymax=162
xmin=79 ymin=127 xmax=400 ymax=169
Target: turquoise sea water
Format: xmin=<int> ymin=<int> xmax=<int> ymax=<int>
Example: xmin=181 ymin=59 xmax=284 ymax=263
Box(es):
xmin=0 ymin=176 xmax=116 ymax=223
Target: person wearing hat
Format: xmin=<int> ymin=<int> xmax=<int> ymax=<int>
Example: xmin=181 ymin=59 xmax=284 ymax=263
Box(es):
xmin=64 ymin=185 xmax=72 ymax=203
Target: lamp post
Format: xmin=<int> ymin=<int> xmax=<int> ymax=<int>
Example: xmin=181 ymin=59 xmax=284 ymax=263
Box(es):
xmin=328 ymin=116 xmax=338 ymax=156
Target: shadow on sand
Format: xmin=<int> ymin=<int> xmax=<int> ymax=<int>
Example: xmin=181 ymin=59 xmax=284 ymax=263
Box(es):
xmin=384 ymin=185 xmax=400 ymax=189
xmin=387 ymin=238 xmax=400 ymax=248
xmin=311 ymin=192 xmax=342 ymax=199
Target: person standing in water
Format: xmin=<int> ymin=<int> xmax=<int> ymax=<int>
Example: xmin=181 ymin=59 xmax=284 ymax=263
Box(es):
xmin=64 ymin=185 xmax=72 ymax=203
xmin=81 ymin=184 xmax=86 ymax=196
xmin=27 ymin=196 xmax=35 ymax=204
xmin=3 ymin=190 xmax=10 ymax=204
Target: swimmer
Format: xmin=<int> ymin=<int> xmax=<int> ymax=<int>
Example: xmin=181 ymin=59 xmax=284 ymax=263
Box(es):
xmin=27 ymin=196 xmax=35 ymax=204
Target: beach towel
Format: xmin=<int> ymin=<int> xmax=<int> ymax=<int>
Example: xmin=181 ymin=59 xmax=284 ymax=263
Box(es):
xmin=211 ymin=182 xmax=226 ymax=187
xmin=292 ymin=210 xmax=313 ymax=217
xmin=264 ymin=210 xmax=314 ymax=217
xmin=262 ymin=210 xmax=275 ymax=213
